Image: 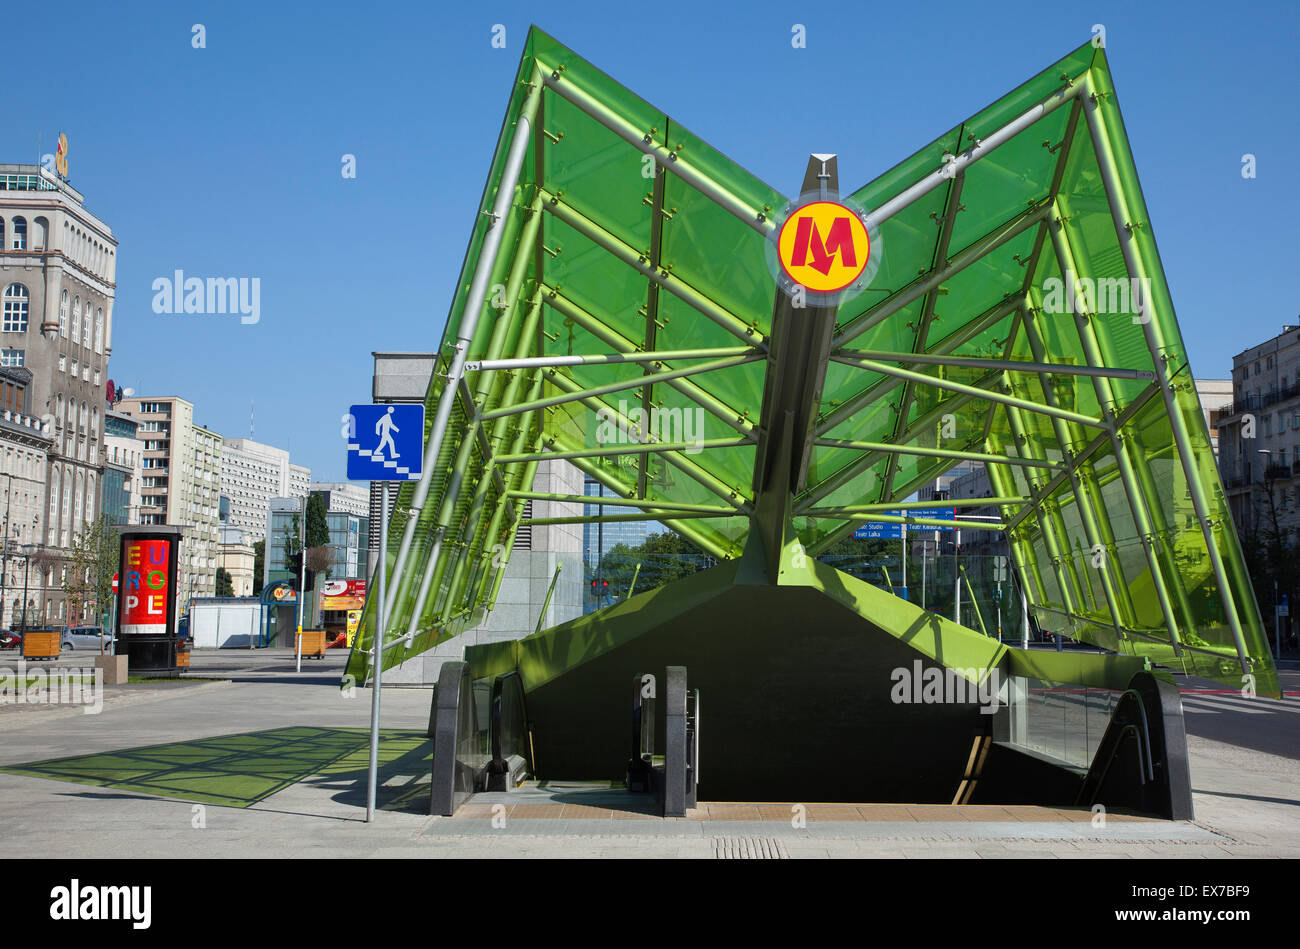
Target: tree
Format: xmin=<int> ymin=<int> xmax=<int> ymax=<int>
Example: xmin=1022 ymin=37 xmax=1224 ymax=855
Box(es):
xmin=62 ymin=517 xmax=117 ymax=629
xmin=306 ymin=493 xmax=330 ymax=549
xmin=252 ymin=540 xmax=265 ymax=596
xmin=25 ymin=549 xmax=60 ymax=628
xmin=595 ymin=531 xmax=713 ymax=599
xmin=215 ymin=567 xmax=235 ymax=598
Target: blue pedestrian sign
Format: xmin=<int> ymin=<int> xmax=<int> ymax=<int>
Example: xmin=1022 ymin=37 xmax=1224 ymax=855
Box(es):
xmin=347 ymin=404 xmax=425 ymax=481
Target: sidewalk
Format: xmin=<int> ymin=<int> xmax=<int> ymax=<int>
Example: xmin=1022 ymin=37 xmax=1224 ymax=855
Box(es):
xmin=0 ymin=660 xmax=1296 ymax=858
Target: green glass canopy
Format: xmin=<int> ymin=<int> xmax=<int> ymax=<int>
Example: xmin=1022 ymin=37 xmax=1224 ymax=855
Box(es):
xmin=347 ymin=27 xmax=1278 ymax=699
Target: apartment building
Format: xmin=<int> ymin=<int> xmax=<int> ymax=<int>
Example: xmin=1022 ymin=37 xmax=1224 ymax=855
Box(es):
xmin=220 ymin=437 xmax=310 ymax=541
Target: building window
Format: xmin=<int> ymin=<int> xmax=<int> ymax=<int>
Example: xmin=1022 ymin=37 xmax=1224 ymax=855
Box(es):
xmin=10 ymin=217 xmax=25 ymax=250
xmin=94 ymin=309 xmax=103 ymax=353
xmin=2 ymin=284 xmax=28 ymax=332
xmin=71 ymin=297 xmax=80 ymax=342
xmin=58 ymin=355 xmax=66 ymax=373
xmin=0 ymin=350 xmax=24 ymax=367
xmin=82 ymin=301 xmax=91 ymax=348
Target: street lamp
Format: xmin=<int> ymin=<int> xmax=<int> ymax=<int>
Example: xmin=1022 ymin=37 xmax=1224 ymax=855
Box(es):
xmin=0 ymin=472 xmax=11 ymax=628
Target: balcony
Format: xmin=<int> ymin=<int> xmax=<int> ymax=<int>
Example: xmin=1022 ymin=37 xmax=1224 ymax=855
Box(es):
xmin=1221 ymin=382 xmax=1300 ymax=419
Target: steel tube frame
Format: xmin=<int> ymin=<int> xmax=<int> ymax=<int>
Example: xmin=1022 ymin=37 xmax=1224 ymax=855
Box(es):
xmin=395 ymin=211 xmax=544 ymax=637
xmin=539 ymin=286 xmax=755 ymax=436
xmin=465 ymin=347 xmax=760 ymax=371
xmin=838 ymin=349 xmax=1155 ymax=381
xmin=1040 ymin=208 xmax=1188 ymax=651
xmin=498 ymin=437 xmax=752 ymax=464
xmin=1009 ymin=301 xmax=1136 ymax=636
xmin=536 ymin=60 xmax=775 ymax=236
xmin=866 ymin=82 xmax=1083 ymax=226
xmin=1005 ymin=382 xmax=1162 ymax=532
xmin=1046 ymin=196 xmax=1197 ymax=640
xmin=383 ymin=71 xmax=541 ymax=626
xmin=815 ymin=512 xmax=1006 ymax=531
xmin=801 ymin=378 xmax=997 ymax=515
xmin=532 ymin=440 xmax=737 ymax=560
xmin=832 ymin=355 xmax=1112 ymax=430
xmin=1081 ymin=75 xmax=1250 ymax=669
xmin=819 ymin=295 xmax=1024 ymax=435
xmin=521 ymin=510 xmax=736 ymax=527
xmin=479 ymin=353 xmax=762 ymax=421
xmin=998 ymin=400 xmax=1084 ymax=616
xmin=833 ymin=205 xmax=1051 ymax=349
xmin=879 ymin=171 xmax=965 ymax=506
xmin=432 ymin=300 xmax=550 ymax=626
xmin=540 ymin=189 xmax=761 ymax=344
xmin=508 ymin=490 xmax=741 ymax=515
xmin=808 ymin=497 xmax=1027 ymax=513
xmin=813 ymin=437 xmax=1060 ymax=470
xmin=539 ymin=371 xmax=748 ymax=511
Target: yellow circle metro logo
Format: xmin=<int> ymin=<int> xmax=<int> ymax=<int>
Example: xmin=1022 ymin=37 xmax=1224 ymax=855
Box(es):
xmin=777 ymin=200 xmax=871 ymax=293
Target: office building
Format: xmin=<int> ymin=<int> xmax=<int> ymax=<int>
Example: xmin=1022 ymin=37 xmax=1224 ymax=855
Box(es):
xmin=308 ymin=481 xmax=368 ymax=518
xmin=220 ymin=437 xmax=310 ymax=541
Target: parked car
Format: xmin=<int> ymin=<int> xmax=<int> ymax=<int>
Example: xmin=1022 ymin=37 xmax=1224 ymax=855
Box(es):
xmin=0 ymin=629 xmax=20 ymax=650
xmin=60 ymin=626 xmax=116 ymax=652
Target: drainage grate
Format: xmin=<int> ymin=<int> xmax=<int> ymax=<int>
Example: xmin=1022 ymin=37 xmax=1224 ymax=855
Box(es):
xmin=712 ymin=836 xmax=788 ymax=859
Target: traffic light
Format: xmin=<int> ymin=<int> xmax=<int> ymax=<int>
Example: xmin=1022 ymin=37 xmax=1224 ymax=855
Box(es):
xmin=590 ymin=578 xmax=609 ymax=597
xmin=289 ymin=550 xmax=304 ymax=591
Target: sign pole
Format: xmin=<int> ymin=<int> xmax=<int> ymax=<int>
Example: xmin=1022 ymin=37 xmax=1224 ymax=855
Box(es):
xmin=954 ymin=528 xmax=962 ymax=625
xmin=295 ymin=496 xmax=306 ymax=674
xmin=921 ymin=539 xmax=927 ymax=609
xmin=900 ymin=522 xmax=908 ymax=602
xmin=366 ymin=482 xmax=388 ymax=822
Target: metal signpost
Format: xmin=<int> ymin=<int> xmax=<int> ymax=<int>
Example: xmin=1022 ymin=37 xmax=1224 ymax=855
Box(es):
xmin=852 ymin=508 xmax=953 ymax=602
xmin=348 ymin=403 xmax=424 ymax=823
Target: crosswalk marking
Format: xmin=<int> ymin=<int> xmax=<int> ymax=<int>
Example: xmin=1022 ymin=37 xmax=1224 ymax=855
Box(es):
xmin=1178 ymin=692 xmax=1300 ymax=717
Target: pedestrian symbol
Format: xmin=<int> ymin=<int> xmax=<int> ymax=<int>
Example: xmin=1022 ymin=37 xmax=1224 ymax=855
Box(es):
xmin=347 ymin=403 xmax=425 ymax=481
xmin=374 ymin=407 xmax=401 ymax=461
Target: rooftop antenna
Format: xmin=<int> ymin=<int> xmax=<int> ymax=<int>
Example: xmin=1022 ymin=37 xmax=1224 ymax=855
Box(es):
xmin=250 ymin=399 xmax=254 ymax=438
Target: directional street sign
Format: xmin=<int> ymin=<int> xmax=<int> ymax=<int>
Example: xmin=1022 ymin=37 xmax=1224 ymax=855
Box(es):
xmin=851 ymin=507 xmax=955 ymax=539
xmin=853 ymin=524 xmax=903 ymax=539
xmin=347 ymin=404 xmax=425 ymax=482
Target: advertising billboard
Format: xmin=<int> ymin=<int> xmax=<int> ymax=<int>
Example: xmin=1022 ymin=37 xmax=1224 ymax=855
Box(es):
xmin=120 ymin=538 xmax=173 ymax=636
xmin=320 ymin=579 xmax=366 ymax=611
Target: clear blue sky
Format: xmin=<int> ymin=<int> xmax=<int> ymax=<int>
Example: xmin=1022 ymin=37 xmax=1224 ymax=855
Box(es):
xmin=4 ymin=0 xmax=1296 ymax=480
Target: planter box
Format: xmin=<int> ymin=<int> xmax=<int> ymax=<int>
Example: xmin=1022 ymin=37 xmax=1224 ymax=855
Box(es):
xmin=22 ymin=631 xmax=60 ymax=661
xmin=297 ymin=629 xmax=327 ymax=659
